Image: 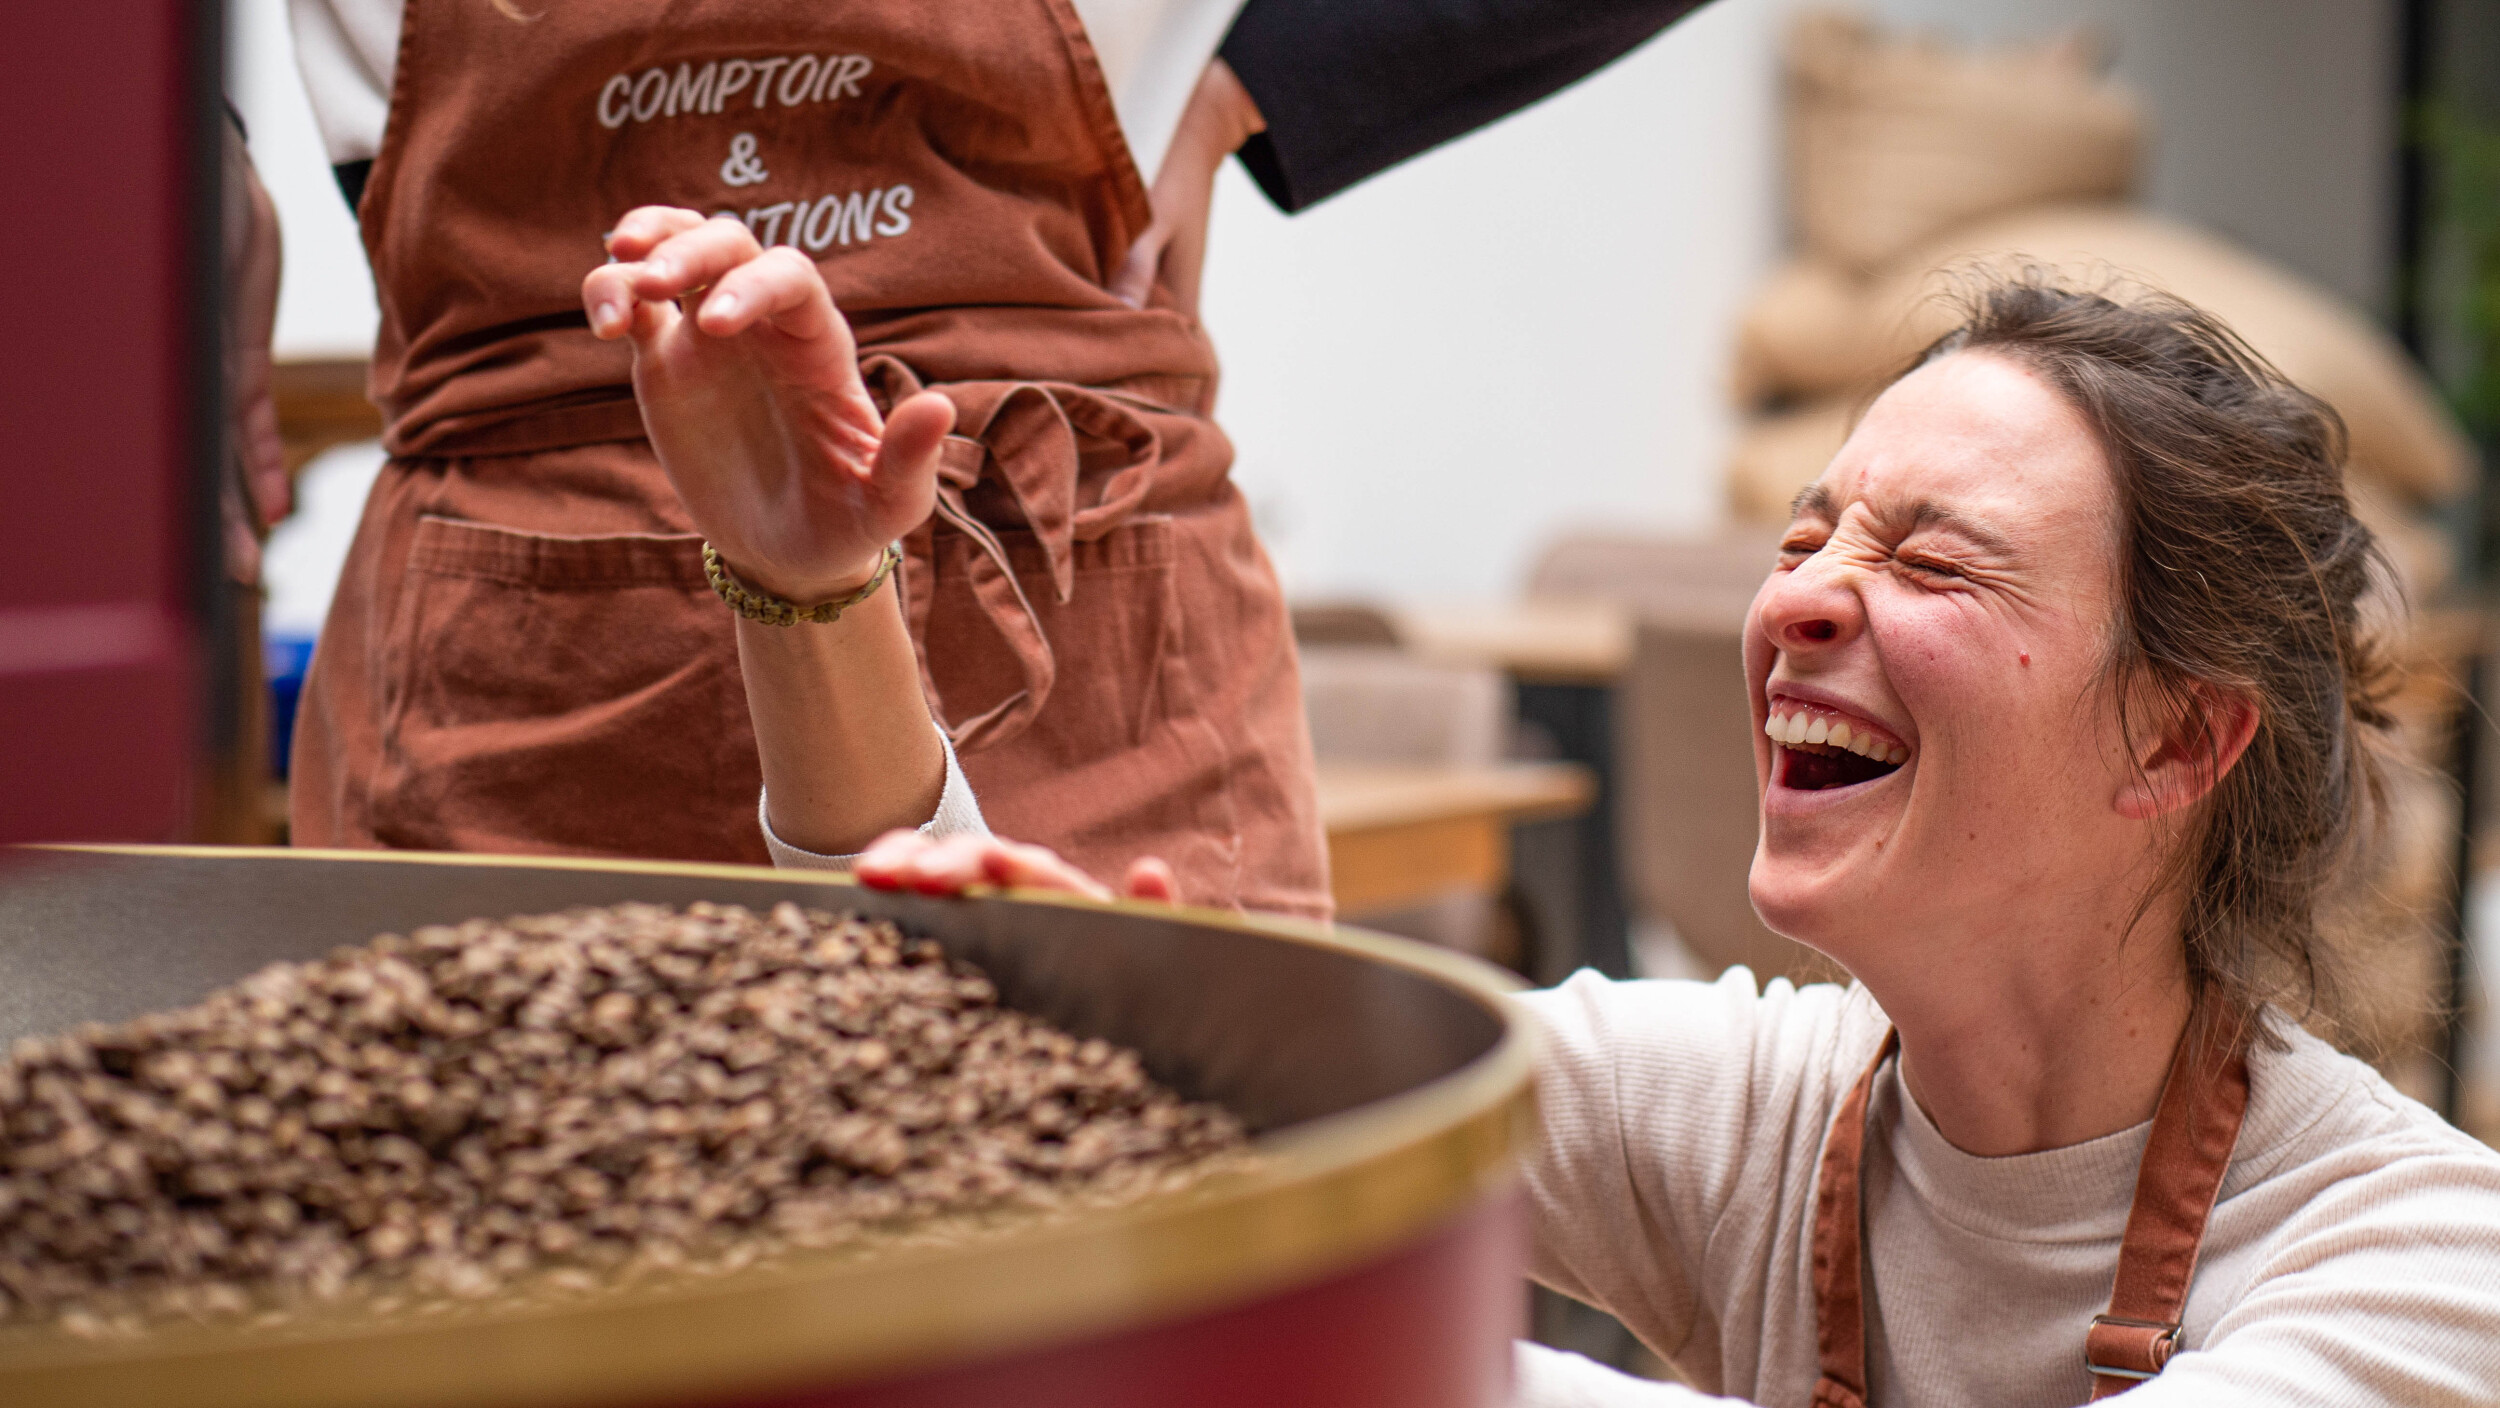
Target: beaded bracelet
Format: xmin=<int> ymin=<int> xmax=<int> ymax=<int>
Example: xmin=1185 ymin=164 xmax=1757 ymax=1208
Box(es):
xmin=702 ymin=542 xmax=901 ymax=626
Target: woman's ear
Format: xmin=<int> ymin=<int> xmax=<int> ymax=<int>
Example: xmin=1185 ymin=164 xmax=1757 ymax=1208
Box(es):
xmin=2116 ymin=684 xmax=2260 ymax=820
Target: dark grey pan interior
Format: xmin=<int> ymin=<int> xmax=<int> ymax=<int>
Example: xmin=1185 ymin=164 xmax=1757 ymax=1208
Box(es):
xmin=0 ymin=850 xmax=1508 ymax=1134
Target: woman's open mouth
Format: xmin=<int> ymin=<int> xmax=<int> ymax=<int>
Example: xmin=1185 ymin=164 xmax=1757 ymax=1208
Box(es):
xmin=1765 ymin=702 xmax=1908 ymax=791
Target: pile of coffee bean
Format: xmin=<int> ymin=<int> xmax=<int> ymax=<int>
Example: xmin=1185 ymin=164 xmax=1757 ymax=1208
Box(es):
xmin=0 ymin=903 xmax=1242 ymax=1332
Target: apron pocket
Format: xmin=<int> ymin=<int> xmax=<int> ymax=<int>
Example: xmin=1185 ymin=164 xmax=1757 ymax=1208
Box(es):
xmin=925 ymin=516 xmax=1242 ymax=900
xmin=370 ymin=515 xmax=760 ymax=860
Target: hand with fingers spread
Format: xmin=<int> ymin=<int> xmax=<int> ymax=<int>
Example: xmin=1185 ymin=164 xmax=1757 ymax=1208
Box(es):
xmin=583 ymin=206 xmax=959 ymax=601
xmin=854 ymin=832 xmax=1180 ymax=905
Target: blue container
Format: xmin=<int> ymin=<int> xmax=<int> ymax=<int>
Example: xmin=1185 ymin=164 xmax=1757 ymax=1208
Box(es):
xmin=264 ymin=633 xmax=316 ymax=779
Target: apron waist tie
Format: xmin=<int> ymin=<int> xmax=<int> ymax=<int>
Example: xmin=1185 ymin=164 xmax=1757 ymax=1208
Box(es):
xmin=863 ymin=354 xmax=1175 ymax=753
xmin=1809 ymin=1002 xmax=2251 ymax=1406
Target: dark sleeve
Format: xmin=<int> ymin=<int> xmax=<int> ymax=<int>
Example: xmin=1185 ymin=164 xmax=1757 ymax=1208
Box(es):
xmin=334 ymin=160 xmax=373 ymax=211
xmin=1218 ymin=0 xmax=1712 ymax=213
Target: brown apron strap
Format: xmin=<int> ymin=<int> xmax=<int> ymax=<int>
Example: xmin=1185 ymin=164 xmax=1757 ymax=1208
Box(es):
xmin=1808 ymin=1007 xmax=2251 ymax=1407
xmin=859 ymin=353 xmax=1170 ymax=753
xmin=2085 ymin=1000 xmax=2251 ymax=1398
xmin=1810 ymin=1028 xmax=1897 ymax=1408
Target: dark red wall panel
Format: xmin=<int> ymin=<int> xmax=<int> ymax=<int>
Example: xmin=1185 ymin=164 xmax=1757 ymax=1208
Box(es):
xmin=0 ymin=1 xmax=213 ymax=843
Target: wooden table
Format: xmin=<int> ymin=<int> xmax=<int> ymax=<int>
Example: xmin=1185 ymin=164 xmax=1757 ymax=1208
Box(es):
xmin=1389 ymin=599 xmax=1633 ymax=686
xmin=1316 ymin=761 xmax=1593 ymax=916
xmin=1373 ymin=598 xmax=1638 ymax=980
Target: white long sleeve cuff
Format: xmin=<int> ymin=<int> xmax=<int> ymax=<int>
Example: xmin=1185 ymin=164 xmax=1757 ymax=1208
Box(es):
xmin=759 ymin=723 xmax=988 ymax=870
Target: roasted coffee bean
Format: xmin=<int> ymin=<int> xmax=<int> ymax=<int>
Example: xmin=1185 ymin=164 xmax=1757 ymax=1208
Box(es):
xmin=0 ymin=905 xmax=1241 ymax=1332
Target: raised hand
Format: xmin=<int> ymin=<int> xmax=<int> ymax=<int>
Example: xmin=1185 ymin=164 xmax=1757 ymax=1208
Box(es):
xmin=583 ymin=207 xmax=957 ymax=601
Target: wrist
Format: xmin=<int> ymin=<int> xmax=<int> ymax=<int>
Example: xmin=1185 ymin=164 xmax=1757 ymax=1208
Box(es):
xmin=1205 ymin=58 xmax=1266 ymax=148
xmin=720 ymin=550 xmax=884 ymax=605
xmin=707 ymin=543 xmax=899 ymax=627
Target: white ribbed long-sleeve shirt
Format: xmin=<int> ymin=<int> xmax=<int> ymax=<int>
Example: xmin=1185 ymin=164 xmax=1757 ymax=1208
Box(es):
xmin=1511 ymin=970 xmax=2500 ymax=1408
xmin=757 ymin=723 xmax=989 ymax=871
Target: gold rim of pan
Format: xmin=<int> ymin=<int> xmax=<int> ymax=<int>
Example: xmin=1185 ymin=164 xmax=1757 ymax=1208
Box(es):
xmin=0 ymin=845 xmax=1539 ymax=1408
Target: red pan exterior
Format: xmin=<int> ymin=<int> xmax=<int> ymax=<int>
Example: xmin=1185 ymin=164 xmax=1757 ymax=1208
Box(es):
xmin=0 ymin=851 xmax=1540 ymax=1408
xmin=728 ymin=1194 xmax=1526 ymax=1408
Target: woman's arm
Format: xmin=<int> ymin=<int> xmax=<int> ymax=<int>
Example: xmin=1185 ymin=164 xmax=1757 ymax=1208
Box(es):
xmin=735 ymin=590 xmax=953 ymax=860
xmin=1109 ymin=58 xmax=1266 ymax=315
xmin=2125 ymin=1139 xmax=2500 ymax=1408
xmin=583 ymin=209 xmax=961 ymax=856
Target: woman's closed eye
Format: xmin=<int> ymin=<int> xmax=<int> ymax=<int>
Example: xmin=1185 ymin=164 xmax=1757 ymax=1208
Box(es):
xmin=1895 ymin=549 xmax=1972 ymax=584
xmin=1778 ymin=529 xmax=1829 ymax=566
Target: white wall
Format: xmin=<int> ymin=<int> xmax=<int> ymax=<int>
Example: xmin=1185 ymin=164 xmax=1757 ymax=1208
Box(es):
xmin=230 ymin=0 xmax=379 ymax=359
xmin=1202 ymin=0 xmax=1788 ymax=600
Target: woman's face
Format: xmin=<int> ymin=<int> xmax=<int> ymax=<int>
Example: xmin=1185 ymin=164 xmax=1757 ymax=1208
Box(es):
xmin=1744 ymin=351 xmax=2149 ymax=968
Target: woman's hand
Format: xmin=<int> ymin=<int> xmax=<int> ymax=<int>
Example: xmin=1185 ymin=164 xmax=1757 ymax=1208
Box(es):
xmin=220 ymin=120 xmax=287 ymax=578
xmin=583 ymin=209 xmax=957 ymax=601
xmin=855 ymin=832 xmax=1179 ymax=904
xmin=1108 ymin=59 xmax=1265 ymax=316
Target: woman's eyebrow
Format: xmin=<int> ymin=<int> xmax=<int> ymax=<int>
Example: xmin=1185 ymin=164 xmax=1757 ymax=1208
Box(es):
xmin=1787 ymin=485 xmax=2012 ymax=556
xmin=1904 ymin=499 xmax=2017 ymax=556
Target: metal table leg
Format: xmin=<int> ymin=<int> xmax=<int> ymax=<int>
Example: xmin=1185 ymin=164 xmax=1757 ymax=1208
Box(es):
xmin=1513 ymin=681 xmax=1633 ymax=981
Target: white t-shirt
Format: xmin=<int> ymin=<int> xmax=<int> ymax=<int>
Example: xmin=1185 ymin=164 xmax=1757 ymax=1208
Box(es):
xmin=1513 ymin=969 xmax=2500 ymax=1407
xmin=285 ymin=0 xmax=1246 ymax=186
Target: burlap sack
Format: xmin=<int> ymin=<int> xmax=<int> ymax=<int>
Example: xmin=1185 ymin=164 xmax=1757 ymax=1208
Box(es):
xmin=1728 ymin=262 xmax=1892 ymax=409
xmin=1733 ymin=205 xmax=2477 ymax=508
xmin=1787 ymin=10 xmax=2142 ymax=275
xmin=1725 ymin=398 xmax=1854 ymax=525
xmin=2319 ymin=612 xmax=2476 ymax=1092
xmin=2345 ymin=473 xmax=2457 ymax=606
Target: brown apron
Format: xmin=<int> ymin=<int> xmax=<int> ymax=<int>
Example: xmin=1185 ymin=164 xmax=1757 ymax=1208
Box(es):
xmin=1810 ymin=1002 xmax=2252 ymax=1406
xmin=291 ymin=0 xmax=1330 ymax=917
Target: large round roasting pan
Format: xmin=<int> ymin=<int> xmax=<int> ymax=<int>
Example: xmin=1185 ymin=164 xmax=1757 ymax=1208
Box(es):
xmin=0 ymin=847 xmax=1535 ymax=1408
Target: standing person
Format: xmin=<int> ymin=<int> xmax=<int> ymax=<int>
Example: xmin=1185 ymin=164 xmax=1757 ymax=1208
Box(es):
xmin=281 ymin=0 xmax=1710 ymax=911
xmin=203 ymin=108 xmax=291 ymax=843
xmin=287 ymin=1 xmax=1328 ymax=913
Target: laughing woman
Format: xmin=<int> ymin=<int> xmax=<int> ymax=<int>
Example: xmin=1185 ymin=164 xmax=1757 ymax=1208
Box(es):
xmin=850 ymin=278 xmax=2500 ymax=1406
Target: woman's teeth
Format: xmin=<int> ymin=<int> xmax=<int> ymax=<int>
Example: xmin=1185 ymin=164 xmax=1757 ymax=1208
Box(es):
xmin=1764 ymin=707 xmax=1908 ymax=764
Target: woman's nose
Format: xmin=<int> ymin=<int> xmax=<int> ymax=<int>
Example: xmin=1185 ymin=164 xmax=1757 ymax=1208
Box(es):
xmin=1754 ymin=557 xmax=1862 ymax=654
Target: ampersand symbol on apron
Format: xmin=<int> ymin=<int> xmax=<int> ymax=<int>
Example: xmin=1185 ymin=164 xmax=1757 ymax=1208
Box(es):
xmin=720 ymin=132 xmax=770 ymax=188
